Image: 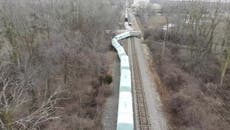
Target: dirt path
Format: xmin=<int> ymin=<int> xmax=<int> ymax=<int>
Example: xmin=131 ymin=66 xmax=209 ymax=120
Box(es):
xmin=133 ymin=37 xmax=168 ymax=130
xmin=102 ymin=54 xmax=119 ymax=130
xmin=129 ymin=13 xmax=168 ymax=130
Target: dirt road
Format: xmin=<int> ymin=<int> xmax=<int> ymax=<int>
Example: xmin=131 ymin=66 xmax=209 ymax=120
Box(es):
xmin=102 ymin=55 xmax=119 ymax=130
xmin=128 ymin=12 xmax=168 ymax=130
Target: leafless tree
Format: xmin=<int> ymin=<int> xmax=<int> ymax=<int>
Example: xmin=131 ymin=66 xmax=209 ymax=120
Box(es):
xmin=0 ymin=0 xmax=122 ymax=129
xmin=0 ymin=63 xmax=63 ymax=130
xmin=220 ymin=14 xmax=230 ymax=86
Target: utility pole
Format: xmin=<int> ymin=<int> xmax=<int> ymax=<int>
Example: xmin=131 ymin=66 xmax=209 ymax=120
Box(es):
xmin=77 ymin=0 xmax=80 ymax=29
xmin=162 ymin=17 xmax=169 ymax=58
xmin=126 ymin=0 xmax=128 ymax=17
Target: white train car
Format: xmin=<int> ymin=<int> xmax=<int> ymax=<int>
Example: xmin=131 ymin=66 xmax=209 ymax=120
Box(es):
xmin=129 ymin=31 xmax=142 ymax=38
xmin=111 ymin=23 xmax=136 ymax=130
xmin=124 ymin=22 xmax=133 ymax=31
xmin=115 ymin=31 xmax=131 ymax=41
xmin=112 ymin=38 xmax=126 ymax=59
xmin=112 ymin=38 xmax=122 ymax=49
xmin=117 ymin=92 xmax=134 ymax=130
xmin=120 ymin=68 xmax=131 ymax=92
xmin=120 ymin=55 xmax=130 ymax=69
xmin=117 ymin=46 xmax=126 ymax=58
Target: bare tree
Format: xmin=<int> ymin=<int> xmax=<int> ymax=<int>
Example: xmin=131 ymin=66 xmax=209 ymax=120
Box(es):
xmin=220 ymin=15 xmax=230 ymax=86
xmin=0 ymin=0 xmax=122 ymax=129
xmin=0 ymin=63 xmax=63 ymax=130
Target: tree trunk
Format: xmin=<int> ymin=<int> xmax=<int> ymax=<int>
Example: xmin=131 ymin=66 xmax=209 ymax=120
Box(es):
xmin=220 ymin=49 xmax=230 ymax=86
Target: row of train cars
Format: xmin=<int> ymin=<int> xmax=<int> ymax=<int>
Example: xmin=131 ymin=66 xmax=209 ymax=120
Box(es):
xmin=112 ymin=9 xmax=141 ymax=130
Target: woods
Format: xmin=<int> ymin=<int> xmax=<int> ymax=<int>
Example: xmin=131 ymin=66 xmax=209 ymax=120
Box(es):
xmin=0 ymin=0 xmax=122 ymax=129
xmin=160 ymin=1 xmax=230 ymax=85
xmin=137 ymin=1 xmax=230 ymax=130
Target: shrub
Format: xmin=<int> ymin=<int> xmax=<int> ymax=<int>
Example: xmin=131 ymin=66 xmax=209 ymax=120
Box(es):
xmin=144 ymin=28 xmax=163 ymax=41
xmin=159 ymin=63 xmax=185 ymax=91
xmin=168 ymin=94 xmax=190 ymax=115
xmin=103 ymin=74 xmax=113 ymax=84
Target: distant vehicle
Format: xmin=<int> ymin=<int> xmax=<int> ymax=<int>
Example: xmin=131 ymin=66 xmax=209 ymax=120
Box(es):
xmin=125 ymin=17 xmax=128 ymax=22
xmin=128 ymin=23 xmax=132 ymax=26
xmin=162 ymin=23 xmax=175 ymax=31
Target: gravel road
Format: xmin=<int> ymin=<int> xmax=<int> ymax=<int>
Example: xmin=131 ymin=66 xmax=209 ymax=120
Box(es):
xmin=102 ymin=55 xmax=119 ymax=130
xmin=133 ymin=37 xmax=168 ymax=130
xmin=130 ymin=12 xmax=168 ymax=130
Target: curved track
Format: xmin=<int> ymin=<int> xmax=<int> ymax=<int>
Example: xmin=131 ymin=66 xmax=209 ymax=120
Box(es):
xmin=113 ymin=1 xmax=168 ymax=129
xmin=112 ymin=29 xmax=141 ymax=130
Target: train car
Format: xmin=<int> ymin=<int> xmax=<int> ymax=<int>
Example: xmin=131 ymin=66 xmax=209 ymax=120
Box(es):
xmin=124 ymin=22 xmax=129 ymax=27
xmin=111 ymin=38 xmax=126 ymax=58
xmin=119 ymin=68 xmax=131 ymax=92
xmin=117 ymin=46 xmax=127 ymax=58
xmin=112 ymin=38 xmax=122 ymax=49
xmin=120 ymin=55 xmax=130 ymax=70
xmin=117 ymin=91 xmax=134 ymax=130
xmin=115 ymin=32 xmax=131 ymax=41
xmin=112 ymin=38 xmax=118 ymax=47
xmin=129 ymin=31 xmax=142 ymax=38
xmin=125 ymin=24 xmax=133 ymax=31
xmin=111 ymin=17 xmax=136 ymax=130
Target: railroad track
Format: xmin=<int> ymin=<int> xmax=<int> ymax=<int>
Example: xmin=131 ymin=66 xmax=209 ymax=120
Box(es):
xmin=128 ymin=37 xmax=151 ymax=130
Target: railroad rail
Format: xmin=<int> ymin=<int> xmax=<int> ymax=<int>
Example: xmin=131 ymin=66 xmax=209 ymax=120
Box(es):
xmin=113 ymin=2 xmax=150 ymax=129
xmin=129 ymin=38 xmax=151 ymax=130
xmin=112 ymin=30 xmax=141 ymax=130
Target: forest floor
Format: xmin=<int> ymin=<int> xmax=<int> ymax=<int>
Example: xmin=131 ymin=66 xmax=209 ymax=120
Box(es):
xmin=138 ymin=13 xmax=230 ymax=130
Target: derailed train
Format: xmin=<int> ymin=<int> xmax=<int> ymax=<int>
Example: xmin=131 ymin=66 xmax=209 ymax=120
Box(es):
xmin=111 ymin=13 xmax=141 ymax=130
xmin=112 ymin=36 xmax=133 ymax=130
